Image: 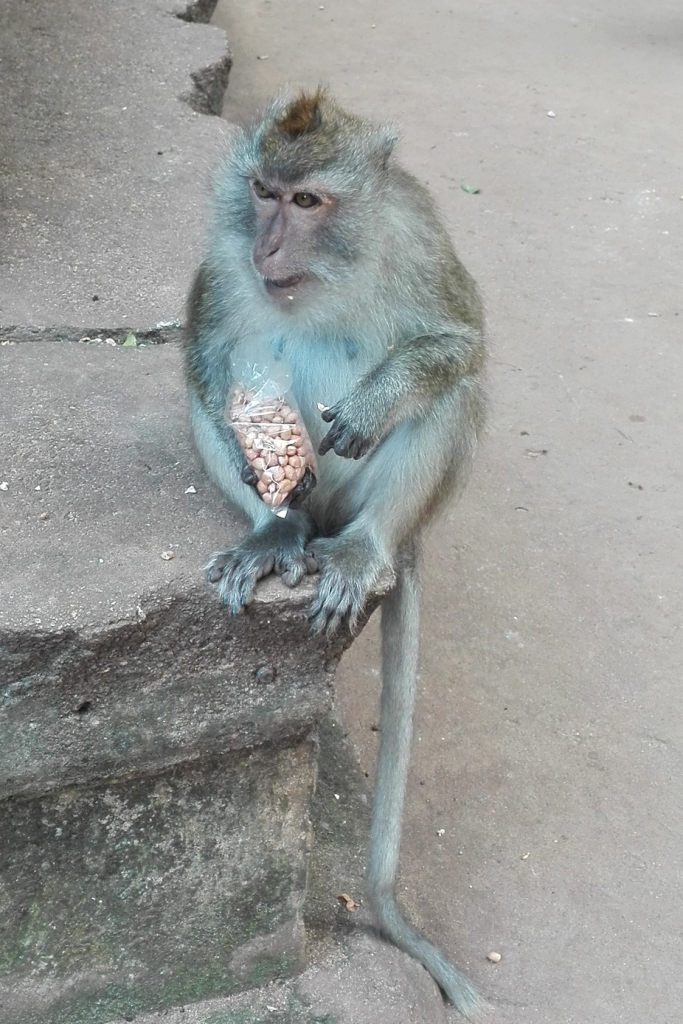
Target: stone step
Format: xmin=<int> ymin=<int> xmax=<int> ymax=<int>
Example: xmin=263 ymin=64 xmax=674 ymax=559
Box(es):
xmin=0 ymin=340 xmax=355 ymax=1024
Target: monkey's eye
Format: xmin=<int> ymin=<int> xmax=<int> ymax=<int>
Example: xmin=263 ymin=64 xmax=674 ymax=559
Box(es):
xmin=253 ymin=180 xmax=275 ymax=199
xmin=293 ymin=191 xmax=320 ymax=209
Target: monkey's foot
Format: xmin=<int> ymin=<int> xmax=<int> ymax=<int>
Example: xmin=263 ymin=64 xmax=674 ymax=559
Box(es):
xmin=307 ymin=537 xmax=384 ymax=635
xmin=206 ymin=528 xmax=316 ymax=614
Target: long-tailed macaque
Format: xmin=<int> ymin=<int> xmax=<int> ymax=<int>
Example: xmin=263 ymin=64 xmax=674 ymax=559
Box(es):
xmin=185 ymin=89 xmax=487 ymax=1018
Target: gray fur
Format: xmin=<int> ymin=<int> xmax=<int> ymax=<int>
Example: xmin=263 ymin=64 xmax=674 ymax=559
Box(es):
xmin=185 ymin=89 xmax=487 ymax=1017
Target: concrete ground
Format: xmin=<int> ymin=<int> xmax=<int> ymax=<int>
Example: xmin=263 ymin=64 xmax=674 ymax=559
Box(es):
xmin=211 ymin=2 xmax=683 ymax=1022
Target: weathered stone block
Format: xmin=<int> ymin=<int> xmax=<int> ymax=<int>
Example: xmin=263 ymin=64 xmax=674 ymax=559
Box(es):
xmin=0 ymin=740 xmax=314 ymax=1024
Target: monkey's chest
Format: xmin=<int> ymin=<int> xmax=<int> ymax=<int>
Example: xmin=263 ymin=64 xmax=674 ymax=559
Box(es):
xmin=283 ymin=336 xmax=374 ymax=440
xmin=283 ymin=338 xmax=377 ymax=499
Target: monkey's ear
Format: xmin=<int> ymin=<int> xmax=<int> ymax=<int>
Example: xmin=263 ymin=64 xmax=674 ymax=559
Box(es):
xmin=376 ymin=124 xmax=399 ymax=168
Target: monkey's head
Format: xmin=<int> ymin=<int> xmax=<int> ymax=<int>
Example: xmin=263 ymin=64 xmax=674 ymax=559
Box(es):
xmin=215 ymin=88 xmax=398 ymax=307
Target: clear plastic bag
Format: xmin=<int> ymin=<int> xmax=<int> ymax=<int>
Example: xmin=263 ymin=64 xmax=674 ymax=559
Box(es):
xmin=225 ymin=353 xmax=316 ymax=517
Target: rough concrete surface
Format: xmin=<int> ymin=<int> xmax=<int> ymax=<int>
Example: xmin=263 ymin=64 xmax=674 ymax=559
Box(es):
xmin=99 ymin=932 xmax=448 ymax=1024
xmin=0 ymin=0 xmax=229 ymax=329
xmin=0 ymin=341 xmax=238 ymax=636
xmin=303 ymin=717 xmax=372 ymax=949
xmin=211 ymin=1 xmax=683 ymax=1022
xmin=0 ymin=740 xmax=314 ymax=1024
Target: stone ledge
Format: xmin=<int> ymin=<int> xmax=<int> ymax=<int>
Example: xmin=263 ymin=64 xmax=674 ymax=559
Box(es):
xmin=0 ymin=341 xmax=353 ymax=799
xmin=0 ymin=0 xmax=230 ymax=328
xmin=1 ymin=573 xmax=340 ymax=800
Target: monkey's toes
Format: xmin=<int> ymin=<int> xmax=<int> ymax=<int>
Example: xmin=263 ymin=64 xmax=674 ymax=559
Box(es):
xmin=275 ymin=555 xmax=305 ymax=589
xmin=271 ymin=544 xmax=319 ymax=588
xmin=309 ymin=578 xmax=364 ymax=636
xmin=303 ymin=550 xmax=319 ymax=574
xmin=205 ymin=551 xmax=231 ymax=584
xmin=308 ymin=600 xmax=343 ymax=636
xmin=208 ymin=549 xmax=276 ymax=613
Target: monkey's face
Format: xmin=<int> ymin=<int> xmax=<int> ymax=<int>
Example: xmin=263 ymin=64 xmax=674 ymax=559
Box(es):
xmin=249 ymin=178 xmax=337 ymax=303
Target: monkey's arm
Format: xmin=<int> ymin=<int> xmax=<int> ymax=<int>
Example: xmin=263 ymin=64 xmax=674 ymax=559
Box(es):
xmin=319 ymin=327 xmax=485 ymax=458
xmin=185 ymin=267 xmax=317 ymax=610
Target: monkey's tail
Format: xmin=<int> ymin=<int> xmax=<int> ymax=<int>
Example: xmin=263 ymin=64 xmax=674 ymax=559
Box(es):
xmin=367 ymin=541 xmax=486 ymax=1021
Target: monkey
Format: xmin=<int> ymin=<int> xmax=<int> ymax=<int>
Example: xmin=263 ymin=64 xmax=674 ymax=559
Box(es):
xmin=184 ymin=88 xmax=487 ymax=1019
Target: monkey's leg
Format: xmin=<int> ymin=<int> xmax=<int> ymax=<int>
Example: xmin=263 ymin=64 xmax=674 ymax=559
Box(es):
xmin=310 ymin=401 xmax=473 ymax=634
xmin=368 ymin=541 xmax=486 ymax=1020
xmin=189 ymin=393 xmax=317 ymax=611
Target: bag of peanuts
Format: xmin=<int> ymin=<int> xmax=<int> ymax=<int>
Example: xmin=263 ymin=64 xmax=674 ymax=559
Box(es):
xmin=225 ymin=357 xmax=317 ymax=517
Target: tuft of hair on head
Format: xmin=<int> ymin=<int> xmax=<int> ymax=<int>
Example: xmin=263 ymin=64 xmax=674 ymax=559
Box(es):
xmin=276 ymin=87 xmax=325 ymax=137
xmin=242 ymin=86 xmax=399 ymax=188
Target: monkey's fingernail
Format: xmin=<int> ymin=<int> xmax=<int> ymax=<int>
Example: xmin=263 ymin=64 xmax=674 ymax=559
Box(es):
xmin=317 ymin=402 xmax=329 ymax=411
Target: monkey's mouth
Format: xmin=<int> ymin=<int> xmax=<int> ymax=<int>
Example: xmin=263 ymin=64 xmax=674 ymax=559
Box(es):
xmin=263 ymin=274 xmax=306 ymax=296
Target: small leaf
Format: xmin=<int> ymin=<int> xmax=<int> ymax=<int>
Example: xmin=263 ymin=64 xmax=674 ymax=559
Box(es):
xmin=337 ymin=893 xmax=359 ymax=912
xmin=461 ymin=183 xmax=480 ymax=194
xmin=123 ymin=333 xmax=137 ymax=347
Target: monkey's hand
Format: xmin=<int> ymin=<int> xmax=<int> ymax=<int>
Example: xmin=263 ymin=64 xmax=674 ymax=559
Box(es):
xmin=206 ymin=515 xmax=317 ymax=614
xmin=318 ymin=397 xmax=380 ymax=460
xmin=288 ymin=466 xmax=317 ymax=509
xmin=242 ymin=463 xmax=316 ymax=510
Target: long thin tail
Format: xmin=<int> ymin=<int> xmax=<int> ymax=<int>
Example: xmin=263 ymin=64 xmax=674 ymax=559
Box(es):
xmin=367 ymin=540 xmax=486 ymax=1020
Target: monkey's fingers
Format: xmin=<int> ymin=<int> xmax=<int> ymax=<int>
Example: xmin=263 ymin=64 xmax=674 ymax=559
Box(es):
xmin=317 ymin=401 xmax=344 ymax=455
xmin=241 ymin=464 xmax=259 ymax=486
xmin=319 ymin=417 xmax=372 ymax=460
xmin=317 ymin=426 xmax=338 ymax=456
xmin=318 ymin=425 xmax=357 ymax=459
xmin=288 ymin=467 xmax=317 ymax=509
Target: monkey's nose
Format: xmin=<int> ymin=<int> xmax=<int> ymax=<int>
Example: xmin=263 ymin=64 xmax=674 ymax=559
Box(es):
xmin=253 ymin=234 xmax=283 ymax=270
